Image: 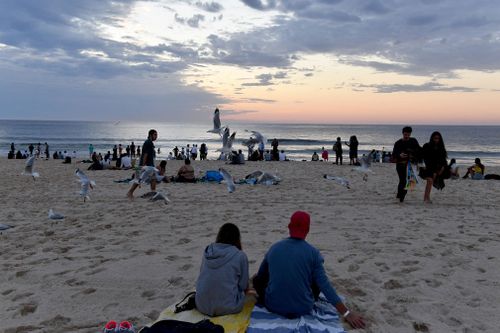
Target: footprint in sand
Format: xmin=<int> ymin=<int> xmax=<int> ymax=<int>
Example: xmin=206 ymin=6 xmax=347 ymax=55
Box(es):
xmin=177 ymin=238 xmax=191 ymax=245
xmin=145 ymin=249 xmax=159 ymax=255
xmin=65 ymin=278 xmax=86 ymax=286
xmin=40 ymin=315 xmax=72 ymax=327
xmin=142 ymin=290 xmax=156 ymax=298
xmin=179 ymin=264 xmax=192 ymax=271
xmin=71 ymin=288 xmax=96 ymax=298
xmin=413 ymin=322 xmax=430 ymax=332
xmin=103 ymin=302 xmax=119 ymax=312
xmin=2 ymin=289 xmax=15 ymax=296
xmin=11 ymin=292 xmax=34 ymax=302
xmin=19 ymin=302 xmax=38 ymax=316
xmin=383 ymin=279 xmax=403 ymax=290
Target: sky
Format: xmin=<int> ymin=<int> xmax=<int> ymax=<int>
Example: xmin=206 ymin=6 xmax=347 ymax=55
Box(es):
xmin=1 ymin=0 xmax=500 ymax=125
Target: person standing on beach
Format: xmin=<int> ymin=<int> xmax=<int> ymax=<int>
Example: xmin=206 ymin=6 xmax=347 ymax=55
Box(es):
xmin=130 ymin=142 xmax=136 ymax=158
xmin=28 ymin=144 xmax=34 ymax=156
xmin=88 ymin=144 xmax=94 ymax=158
xmin=345 ymin=136 xmax=359 ymax=165
xmin=271 ymin=138 xmax=279 ymax=161
xmin=333 ymin=137 xmax=343 ymax=165
xmin=421 ymin=131 xmax=448 ymax=203
xmin=44 ymin=142 xmax=49 ymax=159
xmin=127 ymin=129 xmax=158 ymax=199
xmin=392 ymin=126 xmax=421 ymax=202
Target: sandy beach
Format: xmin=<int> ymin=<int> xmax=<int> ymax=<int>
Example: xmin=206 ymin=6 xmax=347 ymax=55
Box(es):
xmin=1 ymin=158 xmax=499 ymax=333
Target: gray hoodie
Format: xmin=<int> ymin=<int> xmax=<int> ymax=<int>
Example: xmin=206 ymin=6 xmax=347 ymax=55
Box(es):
xmin=195 ymin=243 xmax=249 ymax=316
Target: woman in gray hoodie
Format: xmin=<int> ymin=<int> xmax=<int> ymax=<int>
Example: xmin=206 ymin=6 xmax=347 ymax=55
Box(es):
xmin=195 ymin=223 xmax=249 ymax=316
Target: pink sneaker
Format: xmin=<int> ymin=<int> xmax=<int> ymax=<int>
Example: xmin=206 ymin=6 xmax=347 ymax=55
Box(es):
xmin=119 ymin=321 xmax=135 ymax=333
xmin=103 ymin=320 xmax=117 ymax=333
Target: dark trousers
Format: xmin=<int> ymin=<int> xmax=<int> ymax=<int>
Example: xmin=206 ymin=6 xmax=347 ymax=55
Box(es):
xmin=335 ymin=153 xmax=342 ymax=165
xmin=396 ymin=163 xmax=407 ymax=201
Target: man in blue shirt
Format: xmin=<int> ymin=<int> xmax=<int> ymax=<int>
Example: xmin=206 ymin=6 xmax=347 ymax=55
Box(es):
xmin=253 ymin=211 xmax=365 ymax=329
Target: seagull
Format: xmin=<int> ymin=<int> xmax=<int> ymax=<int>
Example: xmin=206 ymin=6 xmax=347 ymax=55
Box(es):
xmin=257 ymin=172 xmax=281 ymax=185
xmin=75 ymin=168 xmax=95 ymax=202
xmin=0 ymin=223 xmax=14 ymax=231
xmin=48 ymin=209 xmax=65 ymax=220
xmin=22 ymin=156 xmax=39 ymax=180
xmin=207 ymin=107 xmax=224 ymax=135
xmin=242 ymin=130 xmax=266 ymax=148
xmin=324 ymin=174 xmax=351 ymax=189
xmin=353 ymin=150 xmax=376 ymax=181
xmin=219 ymin=168 xmax=236 ymax=193
xmin=149 ymin=191 xmax=170 ymax=204
xmin=218 ymin=127 xmax=236 ymax=153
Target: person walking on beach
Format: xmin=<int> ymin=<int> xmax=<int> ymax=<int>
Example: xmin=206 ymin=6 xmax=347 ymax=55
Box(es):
xmin=392 ymin=126 xmax=421 ymax=202
xmin=88 ymin=144 xmax=94 ymax=158
xmin=421 ymin=131 xmax=448 ymax=203
xmin=252 ymin=211 xmax=365 ymax=329
xmin=127 ymin=129 xmax=158 ymax=199
xmin=333 ymin=137 xmax=343 ymax=165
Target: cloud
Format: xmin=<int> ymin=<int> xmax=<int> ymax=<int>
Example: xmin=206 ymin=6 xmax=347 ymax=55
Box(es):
xmin=175 ymin=13 xmax=205 ymax=28
xmin=242 ymin=72 xmax=289 ymax=86
xmin=195 ymin=1 xmax=224 ymax=13
xmin=357 ymin=81 xmax=478 ymax=93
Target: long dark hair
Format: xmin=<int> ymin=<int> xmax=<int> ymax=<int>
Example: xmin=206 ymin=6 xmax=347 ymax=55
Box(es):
xmin=429 ymin=131 xmax=447 ymax=158
xmin=216 ymin=223 xmax=242 ymax=250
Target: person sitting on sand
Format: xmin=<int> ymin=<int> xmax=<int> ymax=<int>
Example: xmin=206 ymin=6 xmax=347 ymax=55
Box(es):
xmin=279 ymin=150 xmax=286 ymax=161
xmin=173 ymin=158 xmax=196 ymax=183
xmin=462 ymin=158 xmax=485 ymax=180
xmin=156 ymin=160 xmax=169 ymax=183
xmin=449 ymin=159 xmax=459 ymax=179
xmin=321 ymin=147 xmax=329 ymax=161
xmin=252 ymin=211 xmax=365 ymax=329
xmin=120 ymin=154 xmax=132 ymax=170
xmin=195 ymin=223 xmax=249 ymax=316
xmin=311 ymin=152 xmax=319 ymax=161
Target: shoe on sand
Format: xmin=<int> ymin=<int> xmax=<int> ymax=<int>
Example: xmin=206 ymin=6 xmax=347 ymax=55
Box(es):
xmin=119 ymin=321 xmax=136 ymax=333
xmin=103 ymin=320 xmax=117 ymax=333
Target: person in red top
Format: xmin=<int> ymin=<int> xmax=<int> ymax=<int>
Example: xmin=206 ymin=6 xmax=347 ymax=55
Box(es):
xmin=321 ymin=147 xmax=329 ymax=161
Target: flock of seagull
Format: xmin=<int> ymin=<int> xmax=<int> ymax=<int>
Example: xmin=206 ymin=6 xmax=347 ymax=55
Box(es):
xmin=16 ymin=108 xmax=377 ymax=221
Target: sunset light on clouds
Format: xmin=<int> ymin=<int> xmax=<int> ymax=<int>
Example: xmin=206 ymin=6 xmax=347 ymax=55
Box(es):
xmin=1 ymin=0 xmax=500 ymax=124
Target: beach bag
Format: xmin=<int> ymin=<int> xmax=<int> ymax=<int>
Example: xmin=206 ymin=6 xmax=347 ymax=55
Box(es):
xmin=204 ymin=170 xmax=223 ymax=182
xmin=139 ymin=319 xmax=224 ymax=333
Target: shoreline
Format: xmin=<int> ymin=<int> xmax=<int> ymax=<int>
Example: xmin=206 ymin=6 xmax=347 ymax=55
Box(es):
xmin=1 ymin=159 xmax=499 ymax=332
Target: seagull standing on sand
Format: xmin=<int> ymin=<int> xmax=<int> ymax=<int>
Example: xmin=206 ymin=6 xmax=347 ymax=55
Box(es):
xmin=324 ymin=174 xmax=351 ymax=189
xmin=22 ymin=156 xmax=39 ymax=180
xmin=219 ymin=168 xmax=236 ymax=193
xmin=149 ymin=191 xmax=170 ymax=204
xmin=75 ymin=169 xmax=95 ymax=202
xmin=48 ymin=209 xmax=65 ymax=220
xmin=207 ymin=107 xmax=224 ymax=135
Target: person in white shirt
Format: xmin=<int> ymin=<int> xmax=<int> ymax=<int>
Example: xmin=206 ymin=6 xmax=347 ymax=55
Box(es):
xmin=279 ymin=150 xmax=286 ymax=161
xmin=120 ymin=154 xmax=132 ymax=169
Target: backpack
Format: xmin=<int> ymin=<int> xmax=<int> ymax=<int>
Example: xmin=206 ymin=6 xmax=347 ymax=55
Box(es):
xmin=139 ymin=319 xmax=224 ymax=333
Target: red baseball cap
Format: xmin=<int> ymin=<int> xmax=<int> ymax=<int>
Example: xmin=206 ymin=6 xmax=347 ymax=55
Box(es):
xmin=288 ymin=211 xmax=310 ymax=239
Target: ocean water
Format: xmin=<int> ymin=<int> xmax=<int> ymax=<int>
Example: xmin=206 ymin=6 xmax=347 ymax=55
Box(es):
xmin=1 ymin=120 xmax=500 ymax=166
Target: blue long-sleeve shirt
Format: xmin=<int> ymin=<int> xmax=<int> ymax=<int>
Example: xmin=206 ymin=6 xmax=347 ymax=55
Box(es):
xmin=256 ymin=238 xmax=342 ymax=317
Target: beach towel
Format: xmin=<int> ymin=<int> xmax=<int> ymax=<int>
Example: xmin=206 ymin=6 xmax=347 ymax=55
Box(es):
xmin=247 ymin=296 xmax=346 ymax=333
xmin=140 ymin=295 xmax=256 ymax=333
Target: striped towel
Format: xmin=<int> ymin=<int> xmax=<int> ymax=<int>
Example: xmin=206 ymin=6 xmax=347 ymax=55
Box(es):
xmin=247 ymin=296 xmax=346 ymax=333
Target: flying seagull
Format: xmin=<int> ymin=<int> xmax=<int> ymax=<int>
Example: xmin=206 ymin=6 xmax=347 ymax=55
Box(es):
xmin=207 ymin=107 xmax=224 ymax=135
xmin=242 ymin=130 xmax=266 ymax=148
xmin=324 ymin=174 xmax=351 ymax=189
xmin=22 ymin=156 xmax=39 ymax=180
xmin=219 ymin=168 xmax=236 ymax=193
xmin=353 ymin=150 xmax=376 ymax=181
xmin=75 ymin=169 xmax=95 ymax=202
xmin=218 ymin=127 xmax=236 ymax=153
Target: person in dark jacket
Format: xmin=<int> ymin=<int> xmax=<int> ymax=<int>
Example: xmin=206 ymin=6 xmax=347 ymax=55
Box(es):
xmin=195 ymin=223 xmax=249 ymax=316
xmin=392 ymin=126 xmax=421 ymax=202
xmin=421 ymin=131 xmax=448 ymax=203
